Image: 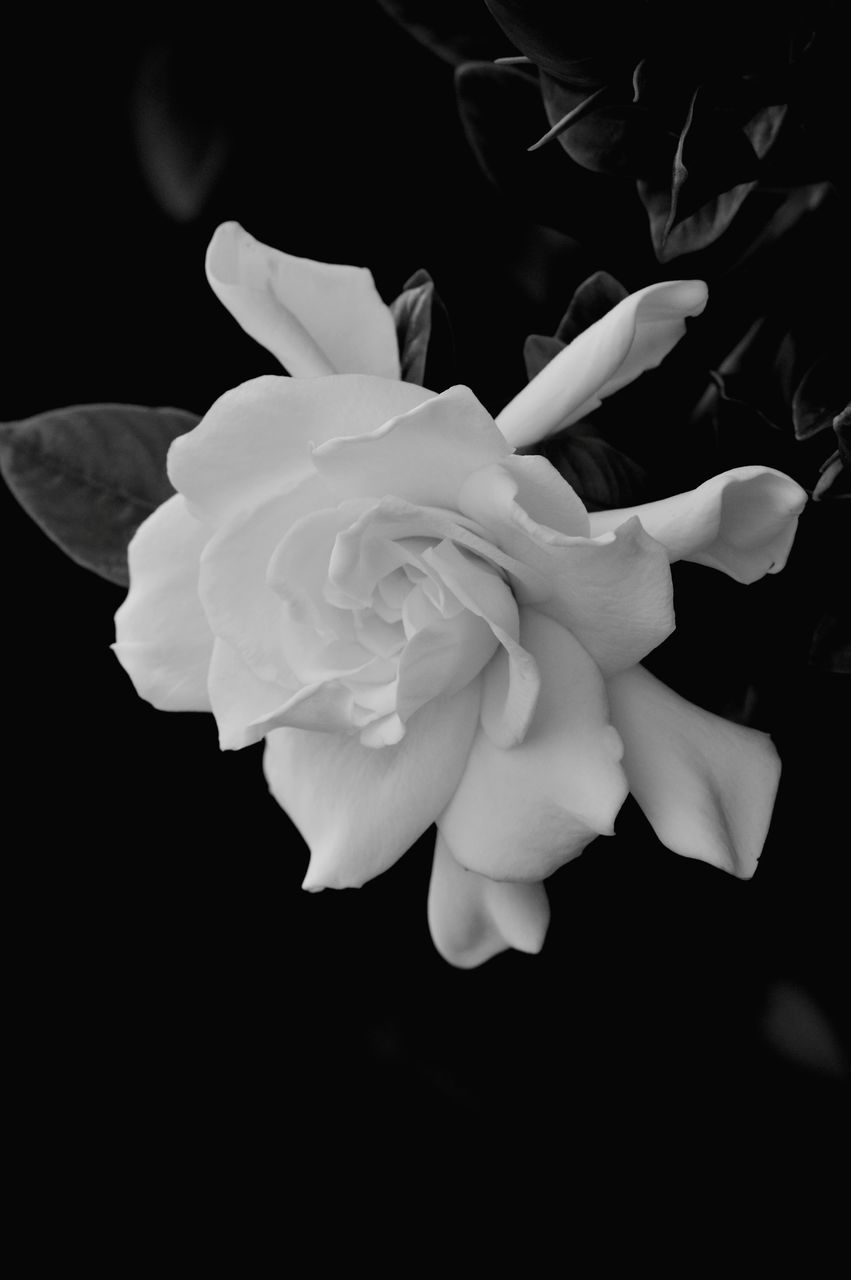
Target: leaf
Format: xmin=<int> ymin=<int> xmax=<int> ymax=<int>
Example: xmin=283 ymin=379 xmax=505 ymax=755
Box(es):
xmin=0 ymin=403 xmax=199 ymax=585
xmin=793 ymin=349 xmax=848 ymax=440
xmin=639 ymin=102 xmax=788 ymax=261
xmin=554 ymin=270 xmax=628 ymax=345
xmin=375 ymin=0 xmax=511 ymax=65
xmin=454 ymin=61 xmax=652 ymax=261
xmin=390 ymin=269 xmax=435 ymax=386
xmin=523 ymin=270 xmax=628 ymax=381
xmin=532 ymin=420 xmax=647 ymax=511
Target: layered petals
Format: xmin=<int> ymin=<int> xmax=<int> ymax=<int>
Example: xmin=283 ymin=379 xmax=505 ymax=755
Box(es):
xmin=427 ymin=833 xmax=550 ymax=969
xmin=607 ymin=665 xmax=781 ymax=878
xmin=496 ymin=280 xmax=708 ymax=447
xmin=458 ymin=459 xmax=675 ymax=674
xmin=438 ymin=609 xmax=627 ymax=881
xmin=264 ymin=680 xmax=483 ymax=890
xmin=588 ymin=466 xmax=807 ymax=584
xmin=311 ymin=385 xmax=511 ymax=509
xmin=206 ymin=221 xmax=400 ymax=378
xmin=112 ymin=494 xmax=213 ymax=710
xmin=168 ymin=374 xmax=433 ymax=526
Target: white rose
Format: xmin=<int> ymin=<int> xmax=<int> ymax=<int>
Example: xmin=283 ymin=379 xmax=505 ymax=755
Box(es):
xmin=114 ymin=223 xmax=807 ymax=968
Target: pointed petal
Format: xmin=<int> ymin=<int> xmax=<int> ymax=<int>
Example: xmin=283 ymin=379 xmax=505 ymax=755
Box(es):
xmin=113 ymin=494 xmax=213 ymax=710
xmin=311 ymin=385 xmax=510 ymax=508
xmin=439 ymin=610 xmax=627 ymax=881
xmin=427 ymin=832 xmax=550 ymax=969
xmin=206 ymin=221 xmax=400 ymax=378
xmin=588 ymin=467 xmax=807 ymax=583
xmin=496 ymin=280 xmax=708 ymax=447
xmin=607 ymin=665 xmax=781 ymax=877
xmin=168 ymin=374 xmax=432 ymax=526
xmin=263 ymin=679 xmax=482 ymax=890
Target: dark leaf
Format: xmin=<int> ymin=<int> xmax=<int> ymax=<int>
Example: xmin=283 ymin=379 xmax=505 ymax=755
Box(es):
xmin=810 ymin=612 xmax=851 ymax=673
xmin=375 ymin=0 xmax=511 ymax=65
xmin=454 ymin=61 xmax=652 ymax=264
xmin=390 ymin=269 xmax=434 ymax=386
xmin=523 ymin=334 xmax=564 ymax=381
xmin=793 ymin=350 xmax=848 ymax=440
xmin=0 ymin=404 xmax=199 ymax=585
xmin=539 ymin=73 xmax=671 ymax=176
xmin=533 ymin=420 xmax=647 ymax=511
xmin=640 ymin=102 xmax=787 ymax=261
xmin=554 ymin=270 xmax=628 ymax=344
xmin=524 ymin=271 xmax=628 ymax=380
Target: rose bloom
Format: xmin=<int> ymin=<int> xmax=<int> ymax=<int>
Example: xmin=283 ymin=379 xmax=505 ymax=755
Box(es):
xmin=114 ymin=223 xmax=806 ymax=968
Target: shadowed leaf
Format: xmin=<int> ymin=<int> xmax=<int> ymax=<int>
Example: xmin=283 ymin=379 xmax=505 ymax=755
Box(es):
xmin=0 ymin=404 xmax=199 ymax=584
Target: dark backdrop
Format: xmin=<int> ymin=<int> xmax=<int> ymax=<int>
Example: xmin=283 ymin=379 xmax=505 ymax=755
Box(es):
xmin=3 ymin=5 xmax=847 ymax=1206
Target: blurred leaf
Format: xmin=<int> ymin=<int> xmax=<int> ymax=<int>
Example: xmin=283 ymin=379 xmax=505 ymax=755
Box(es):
xmin=391 ymin=269 xmax=434 ymax=385
xmin=524 ymin=271 xmax=628 ymax=379
xmin=375 ymin=0 xmax=511 ymax=65
xmin=132 ymin=43 xmax=230 ymax=222
xmin=0 ymin=404 xmax=198 ymax=585
xmin=532 ymin=420 xmax=647 ymax=511
xmin=793 ymin=349 xmax=847 ymax=439
xmin=810 ymin=611 xmax=851 ymax=672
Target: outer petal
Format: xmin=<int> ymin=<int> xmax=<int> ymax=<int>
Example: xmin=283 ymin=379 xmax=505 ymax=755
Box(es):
xmin=438 ymin=609 xmax=628 ymax=881
xmin=588 ymin=467 xmax=807 ymax=584
xmin=458 ymin=460 xmax=674 ymax=674
xmin=427 ymin=833 xmax=550 ymax=969
xmin=113 ymin=494 xmax=213 ymax=710
xmin=497 ymin=280 xmax=708 ymax=447
xmin=207 ymin=636 xmax=294 ymax=750
xmin=168 ymin=375 xmax=433 ymax=526
xmin=206 ymin=221 xmax=400 ymax=379
xmin=607 ymin=665 xmax=780 ymax=878
xmin=311 ymin=385 xmax=511 ymax=509
xmin=263 ymin=680 xmax=482 ymax=890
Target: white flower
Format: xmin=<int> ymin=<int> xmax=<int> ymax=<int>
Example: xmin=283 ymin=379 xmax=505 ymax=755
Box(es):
xmin=113 ymin=222 xmax=807 ymax=968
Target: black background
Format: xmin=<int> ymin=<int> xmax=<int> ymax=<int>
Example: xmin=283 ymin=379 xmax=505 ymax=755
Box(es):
xmin=3 ymin=4 xmax=847 ymax=1211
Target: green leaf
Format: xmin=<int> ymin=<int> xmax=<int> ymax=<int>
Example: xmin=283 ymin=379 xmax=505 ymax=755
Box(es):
xmin=0 ymin=403 xmax=199 ymax=586
xmin=532 ymin=420 xmax=647 ymax=511
xmin=390 ymin=269 xmax=435 ymax=386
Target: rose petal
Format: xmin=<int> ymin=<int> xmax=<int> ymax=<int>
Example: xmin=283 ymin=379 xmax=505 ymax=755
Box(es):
xmin=112 ymin=494 xmax=213 ymax=710
xmin=496 ymin=280 xmax=708 ymax=447
xmin=606 ymin=665 xmax=780 ymax=877
xmin=427 ymin=832 xmax=550 ymax=969
xmin=206 ymin=221 xmax=400 ymax=379
xmin=459 ymin=461 xmax=674 ymax=674
xmin=264 ymin=680 xmax=482 ymax=890
xmin=168 ymin=374 xmax=433 ymax=526
xmin=438 ymin=609 xmax=627 ymax=881
xmin=588 ymin=467 xmax=807 ymax=584
xmin=311 ymin=385 xmax=511 ymax=509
